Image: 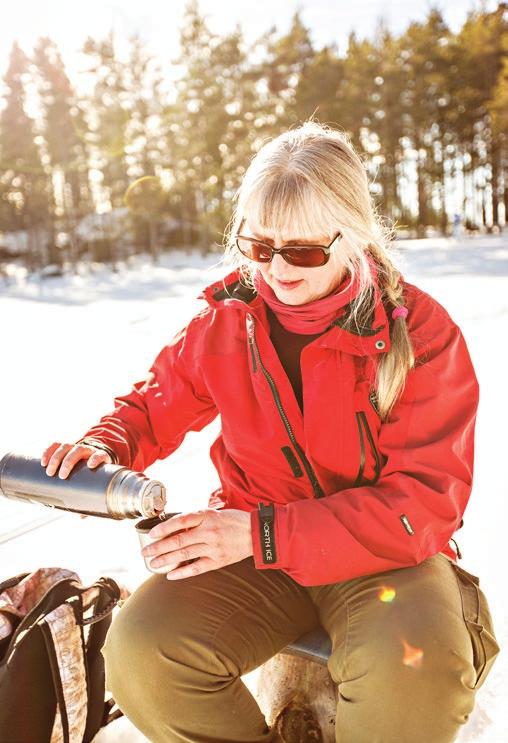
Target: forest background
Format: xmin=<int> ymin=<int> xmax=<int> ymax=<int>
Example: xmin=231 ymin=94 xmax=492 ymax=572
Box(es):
xmin=1 ymin=0 xmax=507 ymax=272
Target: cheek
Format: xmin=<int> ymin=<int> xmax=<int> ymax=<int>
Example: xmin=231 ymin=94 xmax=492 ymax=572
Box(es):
xmin=256 ymin=264 xmax=272 ymax=283
xmin=313 ymin=265 xmax=335 ymax=287
xmin=310 ymin=264 xmax=344 ymax=297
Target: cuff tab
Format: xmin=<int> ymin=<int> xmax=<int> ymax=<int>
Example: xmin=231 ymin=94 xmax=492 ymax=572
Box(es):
xmin=258 ymin=502 xmax=277 ymax=564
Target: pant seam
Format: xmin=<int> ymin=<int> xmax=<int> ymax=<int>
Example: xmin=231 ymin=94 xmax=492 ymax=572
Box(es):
xmin=210 ymin=605 xmax=247 ymax=656
xmin=339 ymin=598 xmax=351 ymax=684
xmin=209 ymin=581 xmax=313 ymax=672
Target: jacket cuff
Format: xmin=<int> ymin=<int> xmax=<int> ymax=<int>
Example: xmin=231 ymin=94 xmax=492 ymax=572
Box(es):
xmin=250 ymin=503 xmax=283 ymax=570
xmin=75 ymin=438 xmax=120 ymax=465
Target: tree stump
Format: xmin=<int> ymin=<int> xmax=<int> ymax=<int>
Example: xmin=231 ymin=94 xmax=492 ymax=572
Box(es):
xmin=255 ymin=627 xmax=337 ymax=743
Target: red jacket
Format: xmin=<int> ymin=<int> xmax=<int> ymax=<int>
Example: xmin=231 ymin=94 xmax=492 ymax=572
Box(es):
xmin=80 ymin=269 xmax=479 ymax=586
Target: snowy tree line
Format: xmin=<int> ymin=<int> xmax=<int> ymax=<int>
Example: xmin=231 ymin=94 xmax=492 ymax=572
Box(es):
xmin=0 ymin=0 xmax=507 ymax=272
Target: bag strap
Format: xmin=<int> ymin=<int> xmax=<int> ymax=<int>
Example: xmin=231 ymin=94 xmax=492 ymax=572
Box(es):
xmin=39 ymin=617 xmax=74 ymax=743
xmin=38 ymin=579 xmax=123 ymax=742
xmin=3 ymin=576 xmax=121 ymax=665
xmin=3 ymin=579 xmax=81 ymax=661
xmin=101 ymin=697 xmax=124 ymax=727
xmin=82 ymin=580 xmax=126 ymax=738
xmin=35 ymin=580 xmax=122 ymax=743
xmin=80 ymin=577 xmax=121 ymax=626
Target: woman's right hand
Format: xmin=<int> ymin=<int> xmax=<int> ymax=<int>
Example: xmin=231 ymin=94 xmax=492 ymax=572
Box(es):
xmin=41 ymin=442 xmax=112 ymax=479
xmin=41 ymin=443 xmax=113 ymax=520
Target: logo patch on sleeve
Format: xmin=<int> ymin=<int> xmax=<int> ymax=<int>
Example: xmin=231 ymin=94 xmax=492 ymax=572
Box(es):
xmin=258 ymin=503 xmax=277 ymax=563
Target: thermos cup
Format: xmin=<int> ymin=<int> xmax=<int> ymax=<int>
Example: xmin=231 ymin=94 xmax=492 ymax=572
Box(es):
xmin=0 ymin=452 xmax=167 ymax=519
xmin=136 ymin=513 xmax=186 ymax=574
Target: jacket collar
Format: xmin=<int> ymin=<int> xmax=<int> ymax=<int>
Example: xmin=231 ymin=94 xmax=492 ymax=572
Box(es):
xmin=200 ymin=269 xmax=391 ymax=358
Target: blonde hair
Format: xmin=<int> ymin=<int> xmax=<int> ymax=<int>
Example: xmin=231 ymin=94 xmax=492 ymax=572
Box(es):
xmin=223 ymin=120 xmax=414 ymax=420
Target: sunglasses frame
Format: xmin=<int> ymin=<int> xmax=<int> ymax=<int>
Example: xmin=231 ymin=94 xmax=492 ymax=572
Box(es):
xmin=234 ymin=225 xmax=343 ymax=268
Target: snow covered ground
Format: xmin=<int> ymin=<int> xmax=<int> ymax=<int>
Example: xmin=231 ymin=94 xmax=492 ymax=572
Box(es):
xmin=0 ymin=235 xmax=507 ymax=741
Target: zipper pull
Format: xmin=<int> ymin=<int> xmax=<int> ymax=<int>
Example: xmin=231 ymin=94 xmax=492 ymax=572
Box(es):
xmin=369 ymin=389 xmax=380 ymax=415
xmin=246 ymin=312 xmax=255 ymax=336
xmin=246 ymin=313 xmax=257 ymax=372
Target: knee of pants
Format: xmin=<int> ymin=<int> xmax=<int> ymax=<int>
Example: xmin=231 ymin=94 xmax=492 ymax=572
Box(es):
xmin=330 ymin=616 xmax=478 ymax=723
xmin=102 ymin=589 xmax=235 ymax=700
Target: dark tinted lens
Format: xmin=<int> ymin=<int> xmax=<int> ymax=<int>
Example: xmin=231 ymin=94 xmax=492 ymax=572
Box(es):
xmin=237 ymin=238 xmax=272 ymax=263
xmin=282 ymin=247 xmax=328 ymax=267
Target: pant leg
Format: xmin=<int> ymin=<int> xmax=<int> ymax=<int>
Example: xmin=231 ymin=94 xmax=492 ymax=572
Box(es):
xmin=102 ymin=557 xmax=318 ymax=743
xmin=308 ymin=552 xmax=500 ymax=743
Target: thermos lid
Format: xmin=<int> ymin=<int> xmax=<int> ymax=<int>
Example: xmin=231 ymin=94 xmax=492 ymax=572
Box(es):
xmin=140 ymin=480 xmax=166 ymax=517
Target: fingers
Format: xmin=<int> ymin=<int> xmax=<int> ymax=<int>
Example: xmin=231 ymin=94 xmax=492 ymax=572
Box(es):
xmin=165 ymin=557 xmax=213 ymax=581
xmin=148 ymin=510 xmax=206 ymax=540
xmin=42 ymin=443 xmax=111 ymax=479
xmin=148 ymin=543 xmax=205 ymax=572
xmin=87 ymin=450 xmax=111 ymax=469
xmin=143 ymin=529 xmax=188 ymax=558
xmin=40 ymin=442 xmax=61 ymax=467
xmin=43 ymin=443 xmax=73 ymax=476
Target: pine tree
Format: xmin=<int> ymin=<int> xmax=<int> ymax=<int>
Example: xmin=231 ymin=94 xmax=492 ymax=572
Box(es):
xmin=163 ymin=0 xmax=216 ymax=248
xmin=400 ymin=9 xmax=455 ymax=234
xmin=489 ymin=33 xmax=508 ymax=225
xmin=81 ymin=33 xmax=130 ymax=211
xmin=259 ymin=11 xmax=314 ymax=128
xmin=124 ymin=34 xmax=165 ymax=180
xmin=450 ymin=4 xmax=508 ymax=229
xmin=339 ymin=32 xmax=380 ymax=150
xmin=32 ymin=36 xmax=92 ymax=265
xmin=0 ymin=41 xmax=51 ymax=269
xmin=364 ymin=23 xmax=408 ymax=223
xmin=293 ymin=44 xmax=345 ymax=126
xmin=167 ymin=1 xmax=263 ymax=248
xmin=123 ymin=34 xmax=167 ymax=260
xmin=202 ymin=24 xmax=265 ymax=238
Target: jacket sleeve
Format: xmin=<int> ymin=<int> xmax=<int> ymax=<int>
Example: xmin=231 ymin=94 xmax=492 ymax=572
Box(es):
xmin=251 ymin=296 xmax=480 ymax=585
xmin=77 ymin=311 xmax=218 ymax=471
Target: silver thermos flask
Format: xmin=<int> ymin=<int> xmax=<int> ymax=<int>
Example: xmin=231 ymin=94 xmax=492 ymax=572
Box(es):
xmin=0 ymin=452 xmax=166 ymax=519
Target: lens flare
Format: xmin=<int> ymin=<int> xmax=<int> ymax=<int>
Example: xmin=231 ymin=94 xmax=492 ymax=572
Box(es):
xmin=378 ymin=586 xmax=396 ymax=603
xmin=401 ymin=638 xmax=424 ymax=669
xmin=124 ymin=176 xmax=167 ymax=215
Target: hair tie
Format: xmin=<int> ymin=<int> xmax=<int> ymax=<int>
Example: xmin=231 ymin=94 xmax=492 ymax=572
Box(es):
xmin=392 ymin=306 xmax=408 ymax=320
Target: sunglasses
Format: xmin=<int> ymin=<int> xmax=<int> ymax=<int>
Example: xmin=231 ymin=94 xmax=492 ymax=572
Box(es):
xmin=235 ymin=228 xmax=342 ymax=268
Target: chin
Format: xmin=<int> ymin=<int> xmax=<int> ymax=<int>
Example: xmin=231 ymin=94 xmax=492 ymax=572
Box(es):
xmin=273 ymin=288 xmax=312 ymax=306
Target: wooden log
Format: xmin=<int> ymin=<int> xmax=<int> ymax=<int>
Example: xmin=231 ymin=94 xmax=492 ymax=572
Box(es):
xmin=255 ymin=628 xmax=337 ymax=743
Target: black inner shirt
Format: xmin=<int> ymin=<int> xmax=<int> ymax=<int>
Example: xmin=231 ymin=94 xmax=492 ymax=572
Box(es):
xmin=266 ymin=306 xmax=324 ymax=412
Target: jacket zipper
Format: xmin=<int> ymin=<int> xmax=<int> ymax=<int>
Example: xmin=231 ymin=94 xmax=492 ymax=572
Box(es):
xmin=248 ymin=319 xmax=325 ymax=499
xmin=354 ymin=411 xmax=382 ymax=485
xmin=248 ymin=335 xmax=257 ymax=372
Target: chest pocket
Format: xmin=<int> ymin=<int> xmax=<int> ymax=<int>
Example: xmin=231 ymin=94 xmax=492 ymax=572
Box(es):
xmin=354 ymin=409 xmax=382 ymax=486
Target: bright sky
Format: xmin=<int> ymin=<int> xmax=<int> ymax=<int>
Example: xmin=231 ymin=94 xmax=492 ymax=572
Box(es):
xmin=0 ymin=0 xmax=500 ymax=93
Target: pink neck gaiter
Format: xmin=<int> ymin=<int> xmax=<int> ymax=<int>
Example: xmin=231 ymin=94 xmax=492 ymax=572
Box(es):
xmin=253 ymin=270 xmax=363 ymax=335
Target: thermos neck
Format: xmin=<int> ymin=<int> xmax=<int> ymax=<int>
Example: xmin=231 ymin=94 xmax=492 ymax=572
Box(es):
xmin=106 ymin=469 xmax=166 ymax=518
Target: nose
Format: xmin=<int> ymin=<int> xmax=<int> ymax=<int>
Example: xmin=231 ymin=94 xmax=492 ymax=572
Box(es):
xmin=270 ymin=252 xmax=295 ymax=277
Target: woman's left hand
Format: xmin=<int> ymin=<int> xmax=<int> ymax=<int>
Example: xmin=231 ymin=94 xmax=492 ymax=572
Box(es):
xmin=141 ymin=508 xmax=254 ymax=580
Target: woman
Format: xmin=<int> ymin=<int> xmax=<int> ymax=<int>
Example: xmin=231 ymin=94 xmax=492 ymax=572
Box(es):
xmin=41 ymin=121 xmax=499 ymax=742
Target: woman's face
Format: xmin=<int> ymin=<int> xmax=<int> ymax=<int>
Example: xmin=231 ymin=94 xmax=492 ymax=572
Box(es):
xmin=242 ymin=220 xmax=346 ymax=306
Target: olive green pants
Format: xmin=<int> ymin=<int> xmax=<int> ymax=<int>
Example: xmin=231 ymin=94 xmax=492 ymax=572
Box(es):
xmin=102 ymin=553 xmax=499 ymax=743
